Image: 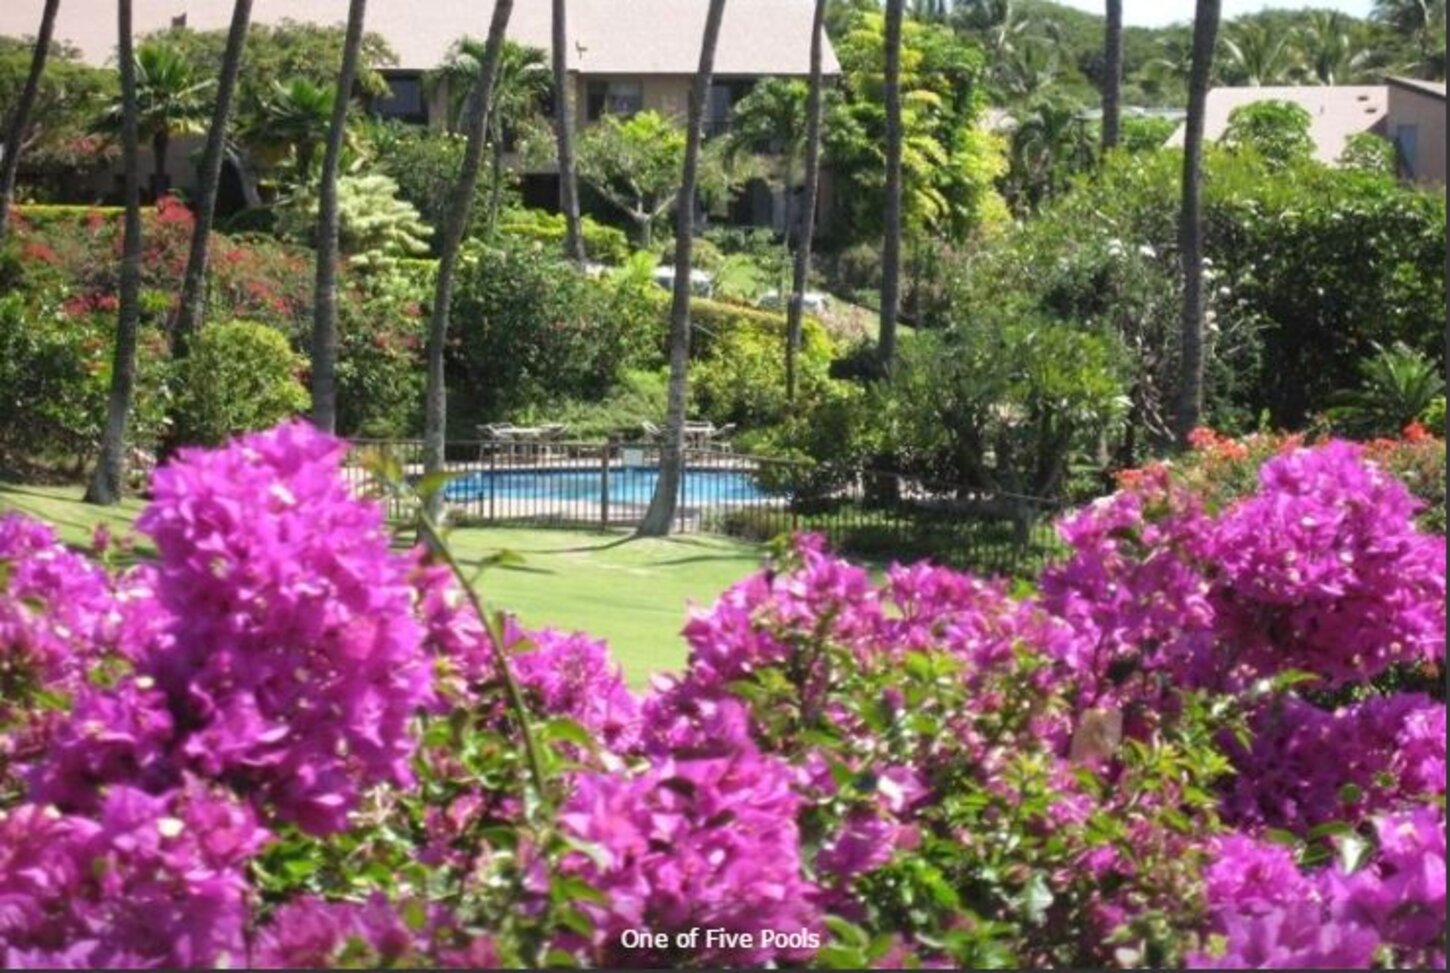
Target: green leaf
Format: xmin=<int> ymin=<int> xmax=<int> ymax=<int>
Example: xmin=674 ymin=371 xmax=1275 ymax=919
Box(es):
xmin=541 ymin=718 xmax=595 ymax=749
xmin=414 ymin=470 xmax=460 ymax=502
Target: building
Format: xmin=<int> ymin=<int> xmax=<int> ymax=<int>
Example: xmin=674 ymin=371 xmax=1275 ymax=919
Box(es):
xmin=0 ymin=0 xmax=840 ymax=225
xmin=1385 ymin=76 xmax=1447 ymax=186
xmin=1166 ymin=80 xmax=1447 ymax=186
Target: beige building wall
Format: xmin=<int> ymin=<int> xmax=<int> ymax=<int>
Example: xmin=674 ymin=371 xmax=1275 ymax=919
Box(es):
xmin=1386 ymin=83 xmax=1447 ymax=186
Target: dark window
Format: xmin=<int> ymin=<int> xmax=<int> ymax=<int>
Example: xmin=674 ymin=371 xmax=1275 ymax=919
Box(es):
xmin=375 ymin=72 xmax=428 ymax=125
xmin=1395 ymin=124 xmax=1419 ymax=180
xmin=586 ymin=80 xmax=643 ymax=121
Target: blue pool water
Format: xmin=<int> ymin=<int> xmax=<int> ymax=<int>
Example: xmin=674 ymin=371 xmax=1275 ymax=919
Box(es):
xmin=443 ymin=466 xmax=771 ymax=505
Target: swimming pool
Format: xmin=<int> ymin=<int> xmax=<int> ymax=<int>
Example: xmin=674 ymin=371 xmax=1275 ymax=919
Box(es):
xmin=443 ymin=466 xmax=772 ymax=506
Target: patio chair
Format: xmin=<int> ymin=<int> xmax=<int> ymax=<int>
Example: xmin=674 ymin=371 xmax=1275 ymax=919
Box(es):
xmin=710 ymin=423 xmax=737 ymax=452
xmin=640 ymin=421 xmax=664 ymax=443
xmin=477 ymin=423 xmax=518 ymax=461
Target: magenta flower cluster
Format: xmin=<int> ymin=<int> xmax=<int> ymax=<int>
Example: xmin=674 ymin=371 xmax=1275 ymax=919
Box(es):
xmin=560 ymin=748 xmax=821 ymax=966
xmin=1192 ymin=809 xmax=1446 ymax=968
xmin=0 ymin=425 xmax=1443 ymax=968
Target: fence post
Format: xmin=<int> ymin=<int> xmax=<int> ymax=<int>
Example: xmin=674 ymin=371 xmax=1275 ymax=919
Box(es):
xmin=678 ymin=446 xmax=688 ymax=534
xmin=601 ymin=440 xmax=612 ymax=530
xmin=488 ymin=442 xmax=497 ymax=523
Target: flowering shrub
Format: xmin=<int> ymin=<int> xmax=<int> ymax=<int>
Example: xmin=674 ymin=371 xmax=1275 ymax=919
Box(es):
xmin=0 ymin=423 xmax=1444 ymax=968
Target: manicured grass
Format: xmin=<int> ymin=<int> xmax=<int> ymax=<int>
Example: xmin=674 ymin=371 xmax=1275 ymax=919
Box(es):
xmin=0 ymin=483 xmax=766 ymax=684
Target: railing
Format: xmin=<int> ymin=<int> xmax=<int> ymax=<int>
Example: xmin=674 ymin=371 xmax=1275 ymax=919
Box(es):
xmin=345 ymin=439 xmax=1065 ymax=578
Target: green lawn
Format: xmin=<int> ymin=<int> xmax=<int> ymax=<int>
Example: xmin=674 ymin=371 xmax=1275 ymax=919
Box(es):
xmin=0 ymin=483 xmax=766 ymax=684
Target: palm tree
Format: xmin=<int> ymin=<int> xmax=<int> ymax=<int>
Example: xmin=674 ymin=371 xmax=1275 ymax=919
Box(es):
xmin=86 ymin=0 xmax=142 ymax=506
xmin=1219 ymin=17 xmax=1298 ymax=86
xmin=635 ymin=0 xmax=730 ymax=538
xmin=431 ymin=39 xmax=548 ymax=235
xmin=1009 ymin=99 xmax=1095 ymax=210
xmin=243 ymin=78 xmax=336 ymax=176
xmin=552 ymin=0 xmax=585 ymax=264
xmin=1297 ymin=11 xmax=1370 ymax=85
xmin=172 ymin=0 xmax=253 ymax=359
xmin=96 ymin=40 xmax=214 ymax=196
xmin=489 ymin=43 xmax=549 ymax=233
xmin=310 ymin=0 xmax=367 ymax=434
xmin=422 ymin=0 xmax=516 ymax=507
xmin=879 ymin=0 xmax=905 ymax=370
xmin=0 ymin=0 xmax=61 ymax=249
xmin=786 ymin=0 xmax=829 ymax=403
xmin=1175 ymin=0 xmax=1221 ymax=448
xmin=1373 ymin=0 xmax=1446 ymax=76
xmin=1101 ymin=0 xmax=1123 ymax=150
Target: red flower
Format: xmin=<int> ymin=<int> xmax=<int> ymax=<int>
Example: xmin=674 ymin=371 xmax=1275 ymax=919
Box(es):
xmin=1402 ymin=421 xmax=1433 ymax=444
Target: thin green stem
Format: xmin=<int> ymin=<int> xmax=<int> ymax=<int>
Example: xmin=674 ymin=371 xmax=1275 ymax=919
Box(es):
xmin=415 ymin=511 xmax=550 ymax=805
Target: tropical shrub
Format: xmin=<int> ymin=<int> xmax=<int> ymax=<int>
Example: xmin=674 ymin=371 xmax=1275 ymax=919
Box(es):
xmin=0 ymin=293 xmax=170 ymax=468
xmin=496 ymin=208 xmax=632 ymax=265
xmin=1340 ymin=131 xmax=1398 ymax=177
xmin=691 ymin=316 xmax=835 ymax=429
xmin=1220 ymin=100 xmax=1316 ymax=169
xmin=956 ymin=147 xmax=1447 ymax=447
xmin=171 ymin=322 xmax=310 ymax=446
xmin=276 ymin=173 xmax=433 ymax=268
xmin=1330 ymin=341 xmax=1447 ymax=439
xmin=0 ymin=425 xmax=1442 ymax=968
xmin=448 ymin=244 xmax=657 ymax=422
xmin=881 ymin=324 xmax=1128 ymax=498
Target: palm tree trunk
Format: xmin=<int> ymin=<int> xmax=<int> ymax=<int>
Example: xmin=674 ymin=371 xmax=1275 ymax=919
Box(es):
xmin=787 ymin=0 xmax=828 ymax=403
xmin=85 ymin=0 xmax=142 ymax=506
xmin=423 ymin=0 xmax=516 ymax=507
xmin=1174 ymin=0 xmax=1221 ymax=448
xmin=172 ymin=0 xmax=252 ymax=358
xmin=636 ymin=0 xmax=729 ymax=538
xmin=1102 ymin=0 xmax=1123 ymax=151
xmin=552 ymin=0 xmax=586 ymax=264
xmin=878 ymin=0 xmax=905 ymax=371
xmin=0 ymin=0 xmax=60 ymax=249
xmin=489 ymin=123 xmax=504 ymax=237
xmin=152 ymin=130 xmax=170 ymax=195
xmin=310 ymin=0 xmax=367 ymax=434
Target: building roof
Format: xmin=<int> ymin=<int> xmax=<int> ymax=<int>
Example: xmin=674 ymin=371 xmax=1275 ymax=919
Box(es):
xmin=1 ymin=0 xmax=839 ymax=77
xmin=1166 ymin=85 xmax=1388 ymax=164
xmin=1388 ymin=76 xmax=1447 ymax=101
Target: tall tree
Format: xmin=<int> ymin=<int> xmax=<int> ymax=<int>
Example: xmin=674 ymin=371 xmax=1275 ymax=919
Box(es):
xmin=636 ymin=0 xmax=729 ymax=538
xmin=552 ymin=0 xmax=586 ymax=264
xmin=879 ymin=0 xmax=904 ymax=370
xmin=422 ymin=0 xmax=516 ymax=500
xmin=0 ymin=0 xmax=60 ymax=248
xmin=310 ymin=0 xmax=367 ymax=433
xmin=171 ymin=0 xmax=253 ymax=358
xmin=1174 ymin=0 xmax=1221 ymax=448
xmin=786 ymin=0 xmax=829 ymax=402
xmin=1101 ymin=0 xmax=1122 ymax=151
xmin=85 ymin=0 xmax=142 ymax=506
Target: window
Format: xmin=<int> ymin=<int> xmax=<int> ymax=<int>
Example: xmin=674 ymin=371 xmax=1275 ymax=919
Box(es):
xmin=705 ymin=83 xmax=734 ymax=137
xmin=375 ymin=73 xmax=427 ymax=125
xmin=1395 ymin=124 xmax=1419 ymax=180
xmin=586 ymin=80 xmax=643 ymax=121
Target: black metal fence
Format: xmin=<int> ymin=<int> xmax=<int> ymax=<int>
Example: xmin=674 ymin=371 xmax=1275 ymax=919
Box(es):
xmin=345 ymin=439 xmax=1065 ymax=578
